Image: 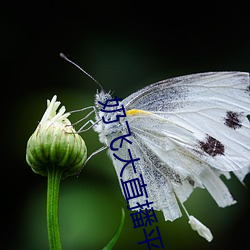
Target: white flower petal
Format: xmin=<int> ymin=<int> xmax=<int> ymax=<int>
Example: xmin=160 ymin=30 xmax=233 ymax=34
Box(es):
xmin=188 ymin=215 xmax=213 ymax=242
xmin=40 ymin=95 xmax=71 ymax=124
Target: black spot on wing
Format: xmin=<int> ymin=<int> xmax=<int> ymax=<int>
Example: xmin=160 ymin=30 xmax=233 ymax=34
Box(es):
xmin=199 ymin=135 xmax=225 ymax=157
xmin=224 ymin=111 xmax=243 ymax=130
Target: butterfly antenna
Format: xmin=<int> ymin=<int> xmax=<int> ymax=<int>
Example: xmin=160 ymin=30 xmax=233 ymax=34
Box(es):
xmin=60 ymin=53 xmax=104 ymax=91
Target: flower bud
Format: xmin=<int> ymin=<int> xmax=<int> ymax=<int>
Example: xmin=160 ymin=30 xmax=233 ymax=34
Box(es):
xmin=26 ymin=95 xmax=87 ymax=178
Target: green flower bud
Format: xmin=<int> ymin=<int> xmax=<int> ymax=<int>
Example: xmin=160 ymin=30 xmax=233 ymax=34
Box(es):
xmin=26 ymin=95 xmax=87 ymax=178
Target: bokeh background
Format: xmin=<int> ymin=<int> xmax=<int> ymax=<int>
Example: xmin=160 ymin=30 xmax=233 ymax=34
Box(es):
xmin=2 ymin=2 xmax=250 ymax=250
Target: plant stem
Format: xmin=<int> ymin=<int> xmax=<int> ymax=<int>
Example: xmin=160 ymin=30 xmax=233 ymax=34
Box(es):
xmin=47 ymin=165 xmax=63 ymax=250
xmin=103 ymin=208 xmax=125 ymax=250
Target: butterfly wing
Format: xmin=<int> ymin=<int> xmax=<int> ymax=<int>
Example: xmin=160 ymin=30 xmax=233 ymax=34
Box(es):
xmin=107 ymin=131 xmax=184 ymax=221
xmin=111 ymin=72 xmax=250 ymax=221
xmin=121 ymin=112 xmax=237 ymax=221
xmin=123 ymin=72 xmax=250 ymax=173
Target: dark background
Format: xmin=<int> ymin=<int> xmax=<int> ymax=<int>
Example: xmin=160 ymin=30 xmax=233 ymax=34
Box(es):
xmin=2 ymin=2 xmax=250 ymax=250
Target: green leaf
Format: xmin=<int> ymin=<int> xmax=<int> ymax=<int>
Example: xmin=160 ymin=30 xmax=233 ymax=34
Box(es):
xmin=102 ymin=208 xmax=125 ymax=250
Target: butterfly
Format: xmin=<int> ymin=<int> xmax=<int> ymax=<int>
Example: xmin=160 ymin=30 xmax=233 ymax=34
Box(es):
xmin=90 ymin=71 xmax=250 ymax=241
xmin=60 ymin=54 xmax=250 ymax=241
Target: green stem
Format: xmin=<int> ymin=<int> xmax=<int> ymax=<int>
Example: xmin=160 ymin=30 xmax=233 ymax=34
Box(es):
xmin=47 ymin=165 xmax=63 ymax=250
xmin=103 ymin=208 xmax=125 ymax=250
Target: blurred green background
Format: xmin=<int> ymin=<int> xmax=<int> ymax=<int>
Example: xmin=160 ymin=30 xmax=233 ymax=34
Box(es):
xmin=2 ymin=2 xmax=250 ymax=250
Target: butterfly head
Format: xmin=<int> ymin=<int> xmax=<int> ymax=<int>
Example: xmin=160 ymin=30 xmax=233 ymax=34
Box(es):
xmin=94 ymin=89 xmax=113 ymax=110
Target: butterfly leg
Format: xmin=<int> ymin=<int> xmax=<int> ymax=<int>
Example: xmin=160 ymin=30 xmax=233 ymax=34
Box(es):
xmin=77 ymin=145 xmax=108 ymax=176
xmin=70 ymin=106 xmax=96 ymax=125
xmin=77 ymin=118 xmax=103 ymax=133
xmin=68 ymin=106 xmax=101 ymax=132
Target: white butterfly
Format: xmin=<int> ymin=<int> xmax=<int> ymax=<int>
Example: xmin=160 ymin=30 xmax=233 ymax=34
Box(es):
xmin=89 ymin=72 xmax=250 ymax=242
